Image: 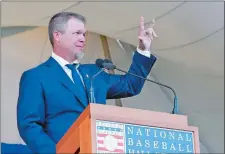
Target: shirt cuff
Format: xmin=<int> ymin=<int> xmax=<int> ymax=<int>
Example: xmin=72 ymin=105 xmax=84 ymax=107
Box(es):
xmin=136 ymin=46 xmax=151 ymax=58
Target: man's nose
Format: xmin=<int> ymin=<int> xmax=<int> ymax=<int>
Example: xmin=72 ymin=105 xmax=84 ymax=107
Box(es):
xmin=79 ymin=34 xmax=86 ymax=42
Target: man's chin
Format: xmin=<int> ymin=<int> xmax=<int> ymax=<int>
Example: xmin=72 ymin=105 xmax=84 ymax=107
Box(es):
xmin=75 ymin=51 xmax=84 ymax=60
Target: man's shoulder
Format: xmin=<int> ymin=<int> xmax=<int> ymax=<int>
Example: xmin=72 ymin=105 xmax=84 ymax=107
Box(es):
xmin=80 ymin=63 xmax=103 ymax=74
xmin=82 ymin=63 xmax=99 ymax=68
xmin=20 ymin=60 xmax=49 ymax=80
xmin=81 ymin=63 xmax=101 ymax=70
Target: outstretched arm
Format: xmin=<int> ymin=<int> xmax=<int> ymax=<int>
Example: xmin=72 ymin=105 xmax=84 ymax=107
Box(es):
xmin=17 ymin=71 xmax=56 ymax=153
xmin=106 ymin=51 xmax=156 ymax=99
xmin=106 ymin=17 xmax=158 ymax=98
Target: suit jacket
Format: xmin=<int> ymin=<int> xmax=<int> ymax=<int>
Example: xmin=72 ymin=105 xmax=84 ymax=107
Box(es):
xmin=17 ymin=51 xmax=157 ymax=153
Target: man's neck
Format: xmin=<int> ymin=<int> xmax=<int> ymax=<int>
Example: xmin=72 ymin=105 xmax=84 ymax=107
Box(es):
xmin=53 ymin=48 xmax=78 ymax=64
xmin=52 ymin=51 xmax=79 ymax=64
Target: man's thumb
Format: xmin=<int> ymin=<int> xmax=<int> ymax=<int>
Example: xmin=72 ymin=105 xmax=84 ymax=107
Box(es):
xmin=138 ymin=36 xmax=144 ymax=40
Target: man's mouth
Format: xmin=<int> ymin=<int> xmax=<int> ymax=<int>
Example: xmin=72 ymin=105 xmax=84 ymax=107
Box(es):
xmin=76 ymin=45 xmax=84 ymax=48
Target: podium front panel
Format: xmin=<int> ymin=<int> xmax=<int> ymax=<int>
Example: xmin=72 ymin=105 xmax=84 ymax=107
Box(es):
xmin=95 ymin=120 xmax=195 ymax=154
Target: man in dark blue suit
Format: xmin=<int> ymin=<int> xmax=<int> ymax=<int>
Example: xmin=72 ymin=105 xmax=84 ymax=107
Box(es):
xmin=17 ymin=12 xmax=157 ymax=153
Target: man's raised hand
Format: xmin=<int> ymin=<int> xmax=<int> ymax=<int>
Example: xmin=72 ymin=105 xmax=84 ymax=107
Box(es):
xmin=138 ymin=17 xmax=157 ymax=51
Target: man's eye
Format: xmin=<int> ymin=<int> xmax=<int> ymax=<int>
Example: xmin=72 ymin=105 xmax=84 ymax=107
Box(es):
xmin=73 ymin=32 xmax=85 ymax=36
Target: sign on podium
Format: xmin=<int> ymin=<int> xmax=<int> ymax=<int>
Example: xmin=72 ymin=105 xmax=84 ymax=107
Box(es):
xmin=56 ymin=103 xmax=200 ymax=153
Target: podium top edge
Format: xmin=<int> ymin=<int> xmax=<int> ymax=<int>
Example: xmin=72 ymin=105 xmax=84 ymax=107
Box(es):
xmin=88 ymin=103 xmax=188 ymax=127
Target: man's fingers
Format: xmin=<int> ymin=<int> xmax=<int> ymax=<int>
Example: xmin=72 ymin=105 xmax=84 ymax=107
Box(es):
xmin=138 ymin=36 xmax=144 ymax=41
xmin=144 ymin=28 xmax=153 ymax=40
xmin=147 ymin=28 xmax=158 ymax=39
xmin=149 ymin=19 xmax=155 ymax=28
xmin=139 ymin=16 xmax=145 ymax=36
xmin=152 ymin=28 xmax=158 ymax=38
xmin=138 ymin=36 xmax=150 ymax=43
xmin=149 ymin=30 xmax=154 ymax=40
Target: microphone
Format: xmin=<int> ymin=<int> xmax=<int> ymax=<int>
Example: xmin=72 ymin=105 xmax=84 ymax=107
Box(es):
xmin=100 ymin=59 xmax=179 ymax=114
xmin=89 ymin=59 xmax=106 ymax=103
xmin=99 ymin=59 xmax=116 ymax=70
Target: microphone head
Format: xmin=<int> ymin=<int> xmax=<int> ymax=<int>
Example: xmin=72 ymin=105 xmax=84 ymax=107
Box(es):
xmin=104 ymin=59 xmax=112 ymax=64
xmin=95 ymin=58 xmax=116 ymax=70
xmin=95 ymin=59 xmax=104 ymax=68
xmin=105 ymin=63 xmax=116 ymax=70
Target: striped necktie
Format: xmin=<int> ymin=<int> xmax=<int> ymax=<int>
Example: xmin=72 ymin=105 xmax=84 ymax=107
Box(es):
xmin=66 ymin=64 xmax=88 ymax=103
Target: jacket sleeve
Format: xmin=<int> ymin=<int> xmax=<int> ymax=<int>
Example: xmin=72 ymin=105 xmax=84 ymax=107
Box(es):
xmin=105 ymin=51 xmax=157 ymax=99
xmin=17 ymin=71 xmax=56 ymax=153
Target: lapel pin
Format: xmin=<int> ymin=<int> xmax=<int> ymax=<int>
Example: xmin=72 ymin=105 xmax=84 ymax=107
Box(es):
xmin=86 ymin=74 xmax=89 ymax=78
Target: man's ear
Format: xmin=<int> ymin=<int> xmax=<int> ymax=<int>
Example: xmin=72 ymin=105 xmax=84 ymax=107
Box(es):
xmin=53 ymin=31 xmax=61 ymax=43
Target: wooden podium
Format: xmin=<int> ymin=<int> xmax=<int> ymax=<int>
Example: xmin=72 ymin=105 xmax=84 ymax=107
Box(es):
xmin=56 ymin=103 xmax=200 ymax=153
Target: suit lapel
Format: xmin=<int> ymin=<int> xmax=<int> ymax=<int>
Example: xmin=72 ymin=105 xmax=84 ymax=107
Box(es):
xmin=44 ymin=57 xmax=86 ymax=108
xmin=59 ymin=70 xmax=86 ymax=108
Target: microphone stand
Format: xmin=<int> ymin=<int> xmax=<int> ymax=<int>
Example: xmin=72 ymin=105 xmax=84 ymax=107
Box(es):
xmin=116 ymin=68 xmax=179 ymax=114
xmin=90 ymin=67 xmax=106 ymax=103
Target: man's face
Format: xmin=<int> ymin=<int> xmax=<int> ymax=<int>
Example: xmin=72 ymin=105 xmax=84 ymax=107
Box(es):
xmin=56 ymin=18 xmax=86 ymax=58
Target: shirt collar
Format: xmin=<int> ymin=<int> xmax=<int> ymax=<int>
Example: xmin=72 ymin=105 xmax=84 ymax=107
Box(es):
xmin=51 ymin=52 xmax=79 ymax=69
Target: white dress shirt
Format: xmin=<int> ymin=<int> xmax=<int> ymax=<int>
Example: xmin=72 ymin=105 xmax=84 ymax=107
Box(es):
xmin=51 ymin=52 xmax=82 ymax=84
xmin=136 ymin=47 xmax=151 ymax=57
xmin=51 ymin=48 xmax=151 ymax=84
